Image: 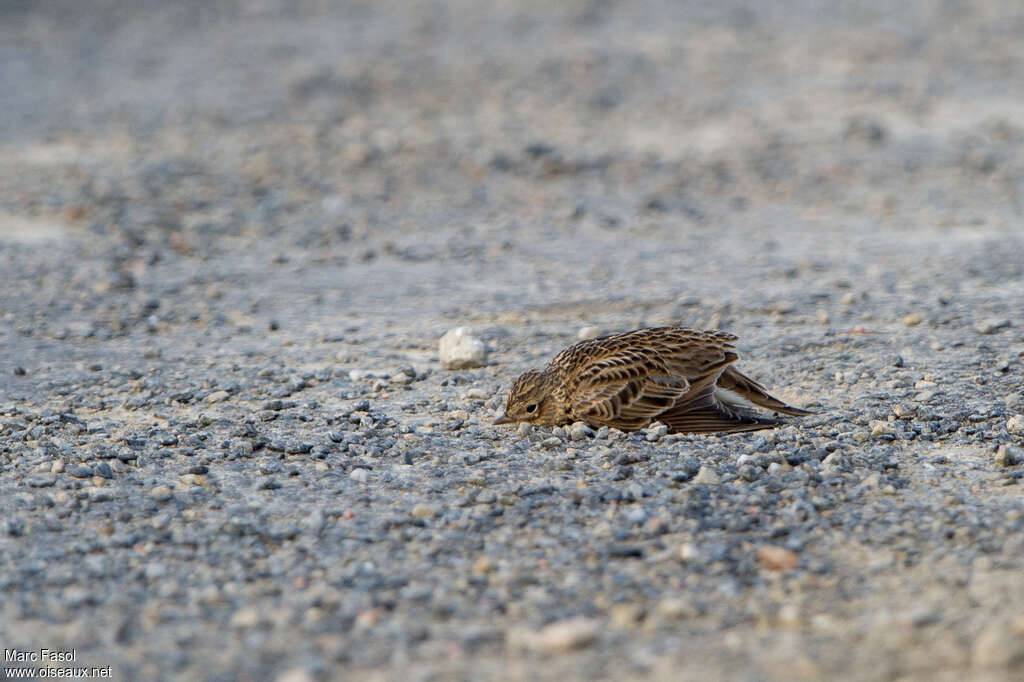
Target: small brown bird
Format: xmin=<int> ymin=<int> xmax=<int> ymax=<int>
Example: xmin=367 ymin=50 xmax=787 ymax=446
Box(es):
xmin=494 ymin=327 xmax=811 ymax=434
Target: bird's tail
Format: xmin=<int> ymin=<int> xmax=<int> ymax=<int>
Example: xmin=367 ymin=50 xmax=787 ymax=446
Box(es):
xmin=717 ymin=366 xmax=813 ymax=416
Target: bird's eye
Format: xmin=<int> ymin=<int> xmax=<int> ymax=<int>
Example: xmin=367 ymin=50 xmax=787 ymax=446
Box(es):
xmin=525 ymin=404 xmax=538 ymax=413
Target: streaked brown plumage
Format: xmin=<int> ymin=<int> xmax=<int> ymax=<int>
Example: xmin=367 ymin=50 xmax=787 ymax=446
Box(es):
xmin=494 ymin=327 xmax=811 ymax=434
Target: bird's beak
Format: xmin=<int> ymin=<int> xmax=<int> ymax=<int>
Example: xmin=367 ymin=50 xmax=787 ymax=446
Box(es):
xmin=493 ymin=412 xmax=514 ymax=425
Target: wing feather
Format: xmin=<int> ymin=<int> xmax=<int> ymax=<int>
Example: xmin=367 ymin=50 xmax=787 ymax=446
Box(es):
xmin=717 ymin=366 xmax=813 ymax=416
xmin=568 ymin=355 xmax=691 ymax=429
xmin=658 ymin=385 xmax=780 ymax=434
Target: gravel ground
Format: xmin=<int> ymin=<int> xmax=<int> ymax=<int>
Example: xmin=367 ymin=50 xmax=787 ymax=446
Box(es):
xmin=2 ymin=1 xmax=1024 ymax=680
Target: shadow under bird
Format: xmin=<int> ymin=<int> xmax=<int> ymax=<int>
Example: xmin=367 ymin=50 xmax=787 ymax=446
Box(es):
xmin=494 ymin=327 xmax=812 ymax=434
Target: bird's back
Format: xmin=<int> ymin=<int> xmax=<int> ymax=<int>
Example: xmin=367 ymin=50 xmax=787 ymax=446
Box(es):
xmin=548 ymin=327 xmax=737 ymax=384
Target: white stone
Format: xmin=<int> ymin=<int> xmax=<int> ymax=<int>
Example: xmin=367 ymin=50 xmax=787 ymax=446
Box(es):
xmin=1007 ymin=415 xmax=1024 ymax=436
xmin=389 ymin=371 xmax=414 ymax=385
xmin=678 ymin=543 xmax=703 ymax=562
xmin=230 ymin=607 xmax=263 ymax=628
xmin=569 ymin=422 xmax=594 ymax=440
xmin=975 ymin=318 xmax=1012 ymax=335
xmin=869 ymin=420 xmax=895 ymax=437
xmin=577 ymin=326 xmax=602 ymax=340
xmin=821 ymin=452 xmax=843 ymax=469
xmin=349 ymin=468 xmax=369 ymax=483
xmin=624 ymin=507 xmax=647 ymax=524
xmin=645 ymin=423 xmax=668 ymax=442
xmin=656 ymin=597 xmax=700 ymax=620
xmin=972 ymin=622 xmax=1024 ymax=667
xmin=532 ymin=617 xmax=600 ymax=653
xmin=692 ymin=465 xmax=721 ymax=485
xmin=149 ymin=485 xmax=174 ymax=501
xmin=411 ymin=503 xmax=436 ymax=519
xmin=204 ymin=389 xmax=230 ymax=403
xmin=902 ymin=312 xmax=923 ymax=327
xmin=438 ymin=327 xmax=487 ymax=370
xmin=994 ymin=445 xmax=1021 ymax=467
xmin=859 ymin=473 xmax=881 ymax=488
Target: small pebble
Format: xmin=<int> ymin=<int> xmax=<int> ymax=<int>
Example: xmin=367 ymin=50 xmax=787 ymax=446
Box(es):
xmin=972 ymin=622 xmax=1024 ymax=667
xmin=609 ymin=603 xmax=644 ymax=629
xmin=349 ymin=468 xmax=369 ymax=483
xmin=902 ymin=312 xmax=924 ymax=327
xmin=656 ymin=597 xmax=700 ymax=620
xmin=758 ymin=545 xmax=799 ymax=571
xmin=472 ymin=556 xmax=494 ymax=575
xmin=624 ymin=507 xmax=647 ymax=524
xmin=230 ymin=607 xmax=262 ymax=629
xmin=532 ymin=617 xmax=600 ymax=653
xmin=821 ymin=452 xmax=843 ymax=469
xmin=870 ymin=421 xmax=895 ymax=437
xmin=692 ymin=466 xmax=721 ymax=486
xmin=411 ymin=503 xmax=436 ymax=519
xmin=892 ymin=403 xmax=916 ymax=418
xmin=678 ymin=543 xmax=702 ymax=562
xmin=645 ymin=423 xmax=668 ymax=442
xmin=150 ymin=485 xmax=174 ymax=501
xmin=739 ymin=464 xmax=759 ymax=481
xmin=1007 ymin=415 xmax=1024 ymax=436
xmin=975 ymin=318 xmax=1012 ymax=335
xmin=390 ymin=371 xmax=414 ymax=385
xmin=995 ymin=445 xmax=1022 ymax=467
xmin=569 ymin=422 xmax=594 ymax=441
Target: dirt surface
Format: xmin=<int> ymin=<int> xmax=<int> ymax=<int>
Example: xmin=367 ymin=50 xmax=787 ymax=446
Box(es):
xmin=2 ymin=1 xmax=1024 ymax=680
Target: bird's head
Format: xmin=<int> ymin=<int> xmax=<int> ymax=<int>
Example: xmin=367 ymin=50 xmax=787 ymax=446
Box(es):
xmin=493 ymin=369 xmax=561 ymax=426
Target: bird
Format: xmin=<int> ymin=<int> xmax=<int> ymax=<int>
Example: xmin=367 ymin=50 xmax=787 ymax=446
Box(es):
xmin=493 ymin=327 xmax=812 ymax=434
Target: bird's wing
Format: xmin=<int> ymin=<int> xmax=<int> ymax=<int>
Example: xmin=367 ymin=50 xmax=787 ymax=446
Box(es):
xmin=640 ymin=333 xmax=741 ymax=397
xmin=658 ymin=385 xmax=781 ymax=434
xmin=567 ymin=351 xmax=691 ymax=428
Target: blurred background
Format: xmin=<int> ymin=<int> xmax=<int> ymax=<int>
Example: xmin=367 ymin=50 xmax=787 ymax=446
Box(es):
xmin=3 ymin=3 xmax=1024 ymax=680
xmin=4 ymin=0 xmax=1024 ymax=335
